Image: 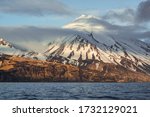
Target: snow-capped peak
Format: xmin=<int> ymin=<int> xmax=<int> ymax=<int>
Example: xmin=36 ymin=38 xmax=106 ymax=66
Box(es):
xmin=63 ymin=15 xmax=105 ymax=32
xmin=75 ymin=14 xmax=100 ymax=20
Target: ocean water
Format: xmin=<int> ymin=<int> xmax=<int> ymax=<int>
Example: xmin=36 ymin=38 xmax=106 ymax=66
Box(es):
xmin=0 ymin=83 xmax=150 ymax=100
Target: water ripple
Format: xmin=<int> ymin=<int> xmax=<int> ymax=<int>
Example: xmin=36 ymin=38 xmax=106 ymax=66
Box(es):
xmin=0 ymin=83 xmax=150 ymax=100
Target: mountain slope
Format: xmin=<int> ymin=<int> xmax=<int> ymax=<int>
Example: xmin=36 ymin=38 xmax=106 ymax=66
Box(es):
xmin=0 ymin=15 xmax=150 ymax=82
xmin=0 ymin=38 xmax=27 ymax=55
xmin=45 ymin=15 xmax=150 ymax=75
xmin=0 ymin=38 xmax=47 ymax=60
xmin=0 ymin=55 xmax=150 ymax=82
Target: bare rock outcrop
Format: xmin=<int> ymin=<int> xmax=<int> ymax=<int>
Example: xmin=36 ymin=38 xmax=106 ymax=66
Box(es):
xmin=0 ymin=55 xmax=150 ymax=82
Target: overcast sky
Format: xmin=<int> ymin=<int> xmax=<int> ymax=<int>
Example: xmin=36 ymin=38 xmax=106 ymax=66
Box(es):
xmin=0 ymin=0 xmax=150 ymax=51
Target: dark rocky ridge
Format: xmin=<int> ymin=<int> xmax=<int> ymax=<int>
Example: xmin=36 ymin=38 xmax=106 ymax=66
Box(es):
xmin=0 ymin=55 xmax=150 ymax=82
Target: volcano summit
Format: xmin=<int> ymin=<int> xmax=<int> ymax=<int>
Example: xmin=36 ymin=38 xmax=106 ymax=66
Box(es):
xmin=0 ymin=15 xmax=150 ymax=82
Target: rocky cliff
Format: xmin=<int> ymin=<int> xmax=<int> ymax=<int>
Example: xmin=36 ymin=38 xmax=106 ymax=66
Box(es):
xmin=0 ymin=55 xmax=150 ymax=82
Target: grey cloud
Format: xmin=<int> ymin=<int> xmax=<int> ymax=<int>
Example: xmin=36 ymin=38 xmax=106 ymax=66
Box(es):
xmin=103 ymin=0 xmax=150 ymax=24
xmin=0 ymin=0 xmax=72 ymax=16
xmin=0 ymin=26 xmax=81 ymax=51
xmin=0 ymin=22 xmax=146 ymax=43
xmin=0 ymin=18 xmax=149 ymax=52
xmin=0 ymin=23 xmax=146 ymax=42
xmin=0 ymin=26 xmax=81 ymax=42
xmin=85 ymin=18 xmax=149 ymax=43
xmin=136 ymin=0 xmax=150 ymax=22
xmin=90 ymin=17 xmax=145 ymax=33
xmin=102 ymin=8 xmax=135 ymax=24
xmin=137 ymin=31 xmax=150 ymax=44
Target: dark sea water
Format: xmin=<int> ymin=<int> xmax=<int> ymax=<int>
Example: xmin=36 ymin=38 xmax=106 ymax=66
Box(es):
xmin=0 ymin=83 xmax=150 ymax=100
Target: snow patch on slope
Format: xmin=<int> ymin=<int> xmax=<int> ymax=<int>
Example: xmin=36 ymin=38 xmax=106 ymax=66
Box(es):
xmin=0 ymin=38 xmax=27 ymax=56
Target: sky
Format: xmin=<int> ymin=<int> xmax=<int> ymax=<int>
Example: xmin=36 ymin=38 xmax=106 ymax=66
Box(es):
xmin=0 ymin=0 xmax=144 ymax=27
xmin=0 ymin=0 xmax=150 ymax=51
